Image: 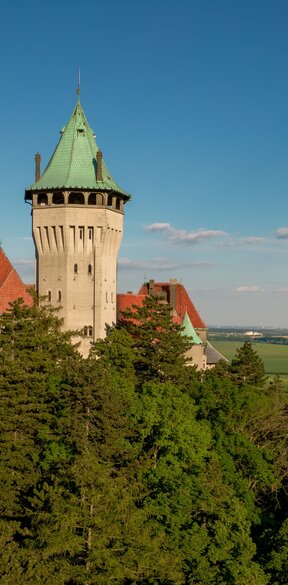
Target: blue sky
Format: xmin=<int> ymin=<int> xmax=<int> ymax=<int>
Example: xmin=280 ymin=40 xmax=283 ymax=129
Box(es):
xmin=1 ymin=0 xmax=288 ymax=326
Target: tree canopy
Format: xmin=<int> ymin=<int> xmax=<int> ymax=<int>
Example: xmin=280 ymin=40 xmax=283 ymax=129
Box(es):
xmin=1 ymin=297 xmax=288 ymax=584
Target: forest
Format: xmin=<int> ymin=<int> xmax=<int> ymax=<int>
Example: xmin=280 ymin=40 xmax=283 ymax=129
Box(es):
xmin=1 ymin=297 xmax=288 ymax=584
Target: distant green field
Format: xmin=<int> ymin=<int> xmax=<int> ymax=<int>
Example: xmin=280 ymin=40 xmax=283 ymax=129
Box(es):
xmin=212 ymin=341 xmax=288 ymax=379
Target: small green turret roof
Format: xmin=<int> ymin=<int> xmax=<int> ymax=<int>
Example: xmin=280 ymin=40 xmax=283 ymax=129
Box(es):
xmin=181 ymin=311 xmax=202 ymax=345
xmin=26 ymin=100 xmax=130 ymax=198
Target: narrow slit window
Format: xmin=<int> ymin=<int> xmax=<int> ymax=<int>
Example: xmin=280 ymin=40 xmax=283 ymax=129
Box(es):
xmin=88 ymin=264 xmax=92 ymax=274
xmin=58 ymin=291 xmax=62 ymax=302
xmin=79 ymin=227 xmax=84 ymax=240
xmin=74 ymin=263 xmax=78 ymax=274
xmin=48 ymin=291 xmax=51 ymax=302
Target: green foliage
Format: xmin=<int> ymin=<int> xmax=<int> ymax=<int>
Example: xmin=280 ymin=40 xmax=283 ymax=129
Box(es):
xmin=1 ymin=298 xmax=288 ymax=583
xmin=118 ymin=295 xmax=193 ymax=386
xmin=228 ymin=342 xmax=267 ymax=388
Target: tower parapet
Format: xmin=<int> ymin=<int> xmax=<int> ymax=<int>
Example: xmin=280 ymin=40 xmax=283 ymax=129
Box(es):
xmin=25 ymin=99 xmax=131 ymax=356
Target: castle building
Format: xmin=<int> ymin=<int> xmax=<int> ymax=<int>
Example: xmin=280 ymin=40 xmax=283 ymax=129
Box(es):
xmin=24 ymin=94 xmax=130 ymax=356
xmin=0 ymin=93 xmax=225 ymax=368
xmin=117 ymin=279 xmax=224 ymax=370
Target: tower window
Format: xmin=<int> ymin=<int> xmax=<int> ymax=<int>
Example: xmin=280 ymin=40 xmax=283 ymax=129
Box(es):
xmin=52 ymin=192 xmax=64 ymax=204
xmin=84 ymin=325 xmax=93 ymax=337
xmin=58 ymin=291 xmax=62 ymax=302
xmin=79 ymin=227 xmax=84 ymax=240
xmin=88 ymin=264 xmax=92 ymax=274
xmin=74 ymin=263 xmax=78 ymax=274
xmin=68 ymin=192 xmax=84 ymax=205
xmin=88 ymin=227 xmax=93 ymax=240
xmin=38 ymin=193 xmax=48 ymax=205
xmin=107 ymin=195 xmax=113 ymax=207
xmin=88 ymin=193 xmax=97 ymax=205
xmin=48 ymin=290 xmax=51 ymax=302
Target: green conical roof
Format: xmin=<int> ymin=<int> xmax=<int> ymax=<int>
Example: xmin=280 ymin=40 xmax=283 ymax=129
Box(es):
xmin=26 ymin=100 xmax=130 ymax=197
xmin=181 ymin=311 xmax=202 ymax=345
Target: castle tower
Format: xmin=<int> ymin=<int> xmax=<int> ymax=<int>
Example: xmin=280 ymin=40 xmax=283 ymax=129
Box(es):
xmin=25 ymin=94 xmax=130 ymax=356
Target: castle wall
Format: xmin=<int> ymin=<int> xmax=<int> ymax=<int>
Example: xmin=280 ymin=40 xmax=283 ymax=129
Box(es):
xmin=32 ymin=204 xmax=123 ymax=356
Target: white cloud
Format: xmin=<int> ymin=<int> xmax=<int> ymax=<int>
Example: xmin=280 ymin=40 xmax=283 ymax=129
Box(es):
xmin=217 ymin=236 xmax=266 ymax=247
xmin=14 ymin=259 xmax=34 ymax=266
xmin=146 ymin=223 xmax=227 ymax=245
xmin=119 ymin=257 xmax=214 ymax=271
xmin=146 ymin=223 xmax=171 ymax=232
xmin=235 ymin=286 xmax=264 ymax=293
xmin=276 ymin=227 xmax=288 ymax=239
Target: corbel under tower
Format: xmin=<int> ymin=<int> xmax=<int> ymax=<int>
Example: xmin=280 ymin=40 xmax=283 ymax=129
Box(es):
xmin=25 ymin=94 xmax=130 ymax=356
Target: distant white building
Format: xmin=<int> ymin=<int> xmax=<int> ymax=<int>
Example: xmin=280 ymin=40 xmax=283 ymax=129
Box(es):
xmin=244 ymin=331 xmax=262 ymax=337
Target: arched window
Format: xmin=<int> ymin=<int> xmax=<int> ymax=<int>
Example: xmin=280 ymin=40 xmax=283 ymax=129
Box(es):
xmin=52 ymin=192 xmax=64 ymax=204
xmin=38 ymin=193 xmax=48 ymax=205
xmin=68 ymin=192 xmax=85 ymax=205
xmin=74 ymin=263 xmax=78 ymax=274
xmin=88 ymin=326 xmax=93 ymax=337
xmin=107 ymin=194 xmax=113 ymax=207
xmin=88 ymin=193 xmax=97 ymax=205
xmin=116 ymin=198 xmax=121 ymax=210
xmin=88 ymin=264 xmax=92 ymax=274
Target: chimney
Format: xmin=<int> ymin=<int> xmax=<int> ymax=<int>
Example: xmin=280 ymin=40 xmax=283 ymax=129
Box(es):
xmin=148 ymin=279 xmax=155 ymax=295
xmin=96 ymin=150 xmax=103 ymax=181
xmin=35 ymin=153 xmax=41 ymax=181
xmin=169 ymin=279 xmax=177 ymax=309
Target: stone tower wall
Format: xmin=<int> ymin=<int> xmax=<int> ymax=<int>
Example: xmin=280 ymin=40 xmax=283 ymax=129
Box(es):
xmin=32 ymin=204 xmax=123 ymax=356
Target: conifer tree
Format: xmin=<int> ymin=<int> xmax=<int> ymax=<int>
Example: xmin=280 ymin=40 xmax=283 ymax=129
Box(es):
xmin=229 ymin=341 xmax=267 ymax=388
xmin=118 ymin=294 xmax=195 ymax=387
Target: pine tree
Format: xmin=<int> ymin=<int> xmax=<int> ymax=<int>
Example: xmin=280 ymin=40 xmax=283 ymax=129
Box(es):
xmin=229 ymin=341 xmax=267 ymax=388
xmin=119 ymin=294 xmax=195 ymax=387
xmin=0 ymin=299 xmax=81 ymax=583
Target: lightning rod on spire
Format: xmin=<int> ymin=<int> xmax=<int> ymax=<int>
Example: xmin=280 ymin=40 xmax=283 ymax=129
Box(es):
xmin=76 ymin=68 xmax=81 ymax=99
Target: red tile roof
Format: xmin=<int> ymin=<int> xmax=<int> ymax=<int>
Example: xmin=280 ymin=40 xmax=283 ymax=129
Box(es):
xmin=117 ymin=281 xmax=206 ymax=330
xmin=117 ymin=293 xmax=146 ymax=317
xmin=0 ymin=248 xmax=33 ymax=313
xmin=138 ymin=281 xmax=207 ymax=329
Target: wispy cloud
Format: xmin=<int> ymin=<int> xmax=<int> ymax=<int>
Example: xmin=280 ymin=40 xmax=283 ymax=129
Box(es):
xmin=119 ymin=257 xmax=214 ymax=271
xmin=146 ymin=223 xmax=227 ymax=245
xmin=275 ymin=227 xmax=288 ymax=239
xmin=14 ymin=259 xmax=34 ymax=267
xmin=218 ymin=236 xmax=266 ymax=247
xmin=235 ymin=286 xmax=264 ymax=293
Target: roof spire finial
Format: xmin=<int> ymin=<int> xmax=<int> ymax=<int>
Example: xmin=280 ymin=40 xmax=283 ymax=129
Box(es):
xmin=76 ymin=68 xmax=81 ymax=101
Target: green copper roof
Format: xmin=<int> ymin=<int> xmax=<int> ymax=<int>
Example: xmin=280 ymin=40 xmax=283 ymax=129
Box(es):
xmin=180 ymin=311 xmax=202 ymax=345
xmin=26 ymin=100 xmax=130 ymax=197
